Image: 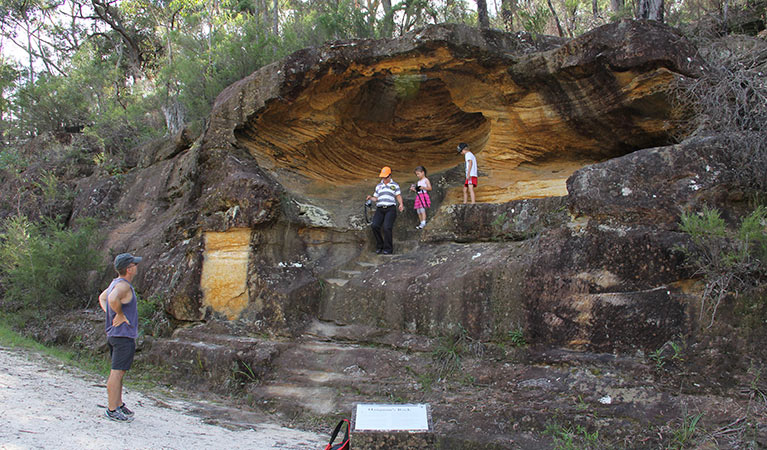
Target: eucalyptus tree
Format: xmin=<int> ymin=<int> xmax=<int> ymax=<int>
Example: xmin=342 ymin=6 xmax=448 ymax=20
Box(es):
xmin=476 ymin=0 xmax=489 ymax=27
xmin=637 ymin=0 xmax=663 ymax=21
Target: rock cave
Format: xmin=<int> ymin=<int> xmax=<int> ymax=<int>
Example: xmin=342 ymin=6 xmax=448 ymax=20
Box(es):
xmin=173 ymin=20 xmax=703 ymax=345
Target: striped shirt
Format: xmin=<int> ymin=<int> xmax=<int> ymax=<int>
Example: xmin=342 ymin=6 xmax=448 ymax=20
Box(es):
xmin=373 ymin=180 xmax=401 ymax=207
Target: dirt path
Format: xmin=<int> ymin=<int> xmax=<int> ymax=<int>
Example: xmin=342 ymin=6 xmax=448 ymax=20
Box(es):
xmin=0 ymin=347 xmax=325 ymax=449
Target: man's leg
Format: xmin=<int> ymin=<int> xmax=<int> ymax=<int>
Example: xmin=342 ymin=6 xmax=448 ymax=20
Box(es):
xmin=107 ymin=369 xmax=126 ymax=411
xmin=468 ymin=183 xmax=476 ymax=204
xmin=106 ymin=336 xmax=135 ymax=412
xmin=382 ymin=208 xmax=396 ymax=252
xmin=370 ymin=208 xmax=385 ymax=251
xmin=463 ymin=185 xmax=468 ymax=204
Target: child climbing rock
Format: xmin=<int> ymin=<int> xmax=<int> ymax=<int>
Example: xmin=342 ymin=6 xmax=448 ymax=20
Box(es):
xmin=410 ymin=165 xmax=432 ymax=229
xmin=458 ymin=143 xmax=477 ymax=204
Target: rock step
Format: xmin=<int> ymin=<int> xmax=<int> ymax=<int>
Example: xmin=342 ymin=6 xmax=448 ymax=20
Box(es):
xmin=302 ymin=319 xmax=433 ymax=351
xmin=324 ymin=278 xmax=349 ymax=287
xmin=338 ymin=270 xmax=362 ymax=276
xmin=256 ymin=383 xmax=338 ymax=415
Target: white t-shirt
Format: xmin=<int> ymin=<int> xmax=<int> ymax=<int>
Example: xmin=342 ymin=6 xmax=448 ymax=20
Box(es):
xmin=464 ymin=151 xmax=478 ymax=178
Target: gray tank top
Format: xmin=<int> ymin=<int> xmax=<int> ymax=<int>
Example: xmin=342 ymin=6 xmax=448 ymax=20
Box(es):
xmin=104 ymin=278 xmax=139 ymax=339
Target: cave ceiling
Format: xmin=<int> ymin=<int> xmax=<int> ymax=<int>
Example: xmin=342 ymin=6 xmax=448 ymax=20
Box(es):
xmin=209 ymin=21 xmax=702 ymax=204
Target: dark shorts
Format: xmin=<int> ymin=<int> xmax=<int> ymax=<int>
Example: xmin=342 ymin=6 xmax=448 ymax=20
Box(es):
xmin=108 ymin=336 xmax=136 ymax=371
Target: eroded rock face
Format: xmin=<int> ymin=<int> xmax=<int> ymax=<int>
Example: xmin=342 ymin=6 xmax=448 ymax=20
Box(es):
xmin=52 ymin=21 xmax=725 ymax=352
xmin=206 ymin=20 xmax=702 ymax=206
xmin=174 ymin=20 xmax=707 ymax=339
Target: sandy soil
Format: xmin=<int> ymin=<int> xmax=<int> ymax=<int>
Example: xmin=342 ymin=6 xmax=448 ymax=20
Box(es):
xmin=0 ymin=347 xmax=325 ymax=450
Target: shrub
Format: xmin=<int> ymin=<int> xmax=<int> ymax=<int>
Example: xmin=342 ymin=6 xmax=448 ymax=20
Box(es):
xmin=137 ymin=294 xmax=170 ymax=337
xmin=432 ymin=325 xmax=484 ymax=377
xmin=672 ymin=36 xmax=767 ymax=192
xmin=0 ymin=215 xmax=104 ymax=316
xmin=678 ymin=205 xmax=767 ymax=326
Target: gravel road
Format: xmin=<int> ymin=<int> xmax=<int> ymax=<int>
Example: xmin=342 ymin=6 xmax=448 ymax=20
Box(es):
xmin=0 ymin=347 xmax=324 ymax=450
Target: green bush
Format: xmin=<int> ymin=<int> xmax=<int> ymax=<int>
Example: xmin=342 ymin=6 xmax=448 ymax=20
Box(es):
xmin=0 ymin=215 xmax=104 ymax=316
xmin=678 ymin=205 xmax=767 ymax=327
xmin=137 ymin=294 xmax=169 ymax=337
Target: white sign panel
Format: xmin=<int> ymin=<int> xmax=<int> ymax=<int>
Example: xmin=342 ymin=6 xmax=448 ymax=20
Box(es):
xmin=354 ymin=404 xmax=429 ymax=431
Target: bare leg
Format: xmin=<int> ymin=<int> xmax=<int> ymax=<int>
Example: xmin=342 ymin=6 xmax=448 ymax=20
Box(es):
xmin=468 ymin=184 xmax=476 ymax=204
xmin=107 ymin=369 xmax=126 ymax=410
xmin=418 ymin=211 xmax=426 ymax=222
xmin=463 ymin=185 xmax=468 ymax=204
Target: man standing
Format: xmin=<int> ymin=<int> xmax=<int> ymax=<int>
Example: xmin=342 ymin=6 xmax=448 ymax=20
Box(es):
xmin=98 ymin=253 xmax=142 ymax=422
xmin=366 ymin=166 xmax=404 ymax=254
xmin=458 ymin=143 xmax=478 ymax=204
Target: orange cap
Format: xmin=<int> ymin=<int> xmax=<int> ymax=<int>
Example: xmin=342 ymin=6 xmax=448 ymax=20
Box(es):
xmin=379 ymin=166 xmax=392 ymax=177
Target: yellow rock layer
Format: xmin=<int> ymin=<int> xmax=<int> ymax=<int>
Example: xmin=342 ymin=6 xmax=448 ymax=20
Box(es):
xmin=200 ymin=229 xmax=252 ymax=320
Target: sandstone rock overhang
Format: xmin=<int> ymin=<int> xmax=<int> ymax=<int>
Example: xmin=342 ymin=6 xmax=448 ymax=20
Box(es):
xmin=205 ymin=20 xmax=703 ymax=204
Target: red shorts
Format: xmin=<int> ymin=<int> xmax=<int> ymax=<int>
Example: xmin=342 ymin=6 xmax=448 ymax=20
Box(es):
xmin=464 ymin=177 xmax=478 ymax=187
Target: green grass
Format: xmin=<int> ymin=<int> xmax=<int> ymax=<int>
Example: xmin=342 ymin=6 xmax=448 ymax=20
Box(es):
xmin=508 ymin=327 xmax=527 ymax=347
xmin=0 ymin=316 xmax=169 ymax=390
xmin=0 ymin=318 xmax=111 ymax=376
xmin=669 ymin=412 xmax=704 ymax=449
xmin=544 ymin=422 xmax=601 ymax=450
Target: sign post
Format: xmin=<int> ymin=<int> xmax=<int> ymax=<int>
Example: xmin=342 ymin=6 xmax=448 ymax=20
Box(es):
xmin=351 ymin=403 xmax=434 ymax=449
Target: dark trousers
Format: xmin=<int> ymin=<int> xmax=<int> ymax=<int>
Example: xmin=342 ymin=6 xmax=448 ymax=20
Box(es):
xmin=371 ymin=206 xmax=397 ymax=251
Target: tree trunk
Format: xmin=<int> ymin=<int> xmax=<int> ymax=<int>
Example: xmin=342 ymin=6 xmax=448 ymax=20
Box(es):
xmin=382 ymin=0 xmax=393 ymax=37
xmin=25 ymin=19 xmax=35 ymax=83
xmin=501 ymin=0 xmax=516 ymax=31
xmin=546 ymin=0 xmax=565 ymax=36
xmin=476 ymin=0 xmax=490 ymax=29
xmin=273 ymin=0 xmax=278 ymax=35
xmin=637 ymin=0 xmax=664 ymax=21
xmin=162 ymin=97 xmax=186 ymax=136
xmin=610 ymin=0 xmax=624 ymax=13
xmin=90 ymin=0 xmax=146 ymax=79
xmin=592 ymin=0 xmax=599 ymax=16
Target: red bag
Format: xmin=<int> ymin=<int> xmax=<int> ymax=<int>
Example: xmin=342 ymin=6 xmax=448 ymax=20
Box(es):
xmin=324 ymin=419 xmax=350 ymax=450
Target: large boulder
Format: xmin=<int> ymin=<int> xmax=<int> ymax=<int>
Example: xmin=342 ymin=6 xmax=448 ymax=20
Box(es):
xmin=567 ymin=136 xmax=745 ymax=227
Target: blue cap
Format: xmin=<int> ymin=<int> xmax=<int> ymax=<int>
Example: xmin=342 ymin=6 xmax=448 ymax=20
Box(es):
xmin=114 ymin=253 xmax=142 ymax=271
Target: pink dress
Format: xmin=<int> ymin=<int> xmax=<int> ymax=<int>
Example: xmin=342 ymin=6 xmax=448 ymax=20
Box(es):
xmin=414 ymin=178 xmax=431 ymax=209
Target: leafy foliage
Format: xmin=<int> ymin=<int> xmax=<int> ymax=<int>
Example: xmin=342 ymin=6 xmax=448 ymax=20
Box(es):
xmin=678 ymin=205 xmax=767 ymax=327
xmin=137 ymin=294 xmax=170 ymax=337
xmin=0 ymin=215 xmax=104 ymax=315
xmin=508 ymin=327 xmax=527 ymax=347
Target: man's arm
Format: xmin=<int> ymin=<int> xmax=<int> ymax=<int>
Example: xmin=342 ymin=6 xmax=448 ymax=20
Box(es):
xmin=366 ymin=185 xmax=378 ymax=202
xmin=396 ymin=194 xmax=404 ymax=212
xmin=107 ymin=282 xmax=131 ymax=327
xmin=98 ymin=288 xmax=108 ymax=312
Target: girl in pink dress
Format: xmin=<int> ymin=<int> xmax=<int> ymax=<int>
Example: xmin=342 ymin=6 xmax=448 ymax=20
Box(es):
xmin=410 ymin=166 xmax=432 ymax=229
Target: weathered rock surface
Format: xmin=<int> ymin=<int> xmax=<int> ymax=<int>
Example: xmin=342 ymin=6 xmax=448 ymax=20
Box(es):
xmin=567 ymin=135 xmax=743 ymax=226
xmin=207 ymin=20 xmax=702 ymax=206
xmin=170 ymin=20 xmax=706 ymax=339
